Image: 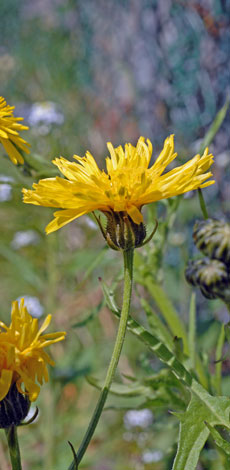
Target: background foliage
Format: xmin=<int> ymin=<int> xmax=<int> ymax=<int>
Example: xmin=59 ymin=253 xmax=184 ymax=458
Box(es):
xmin=0 ymin=1 xmax=230 ymax=469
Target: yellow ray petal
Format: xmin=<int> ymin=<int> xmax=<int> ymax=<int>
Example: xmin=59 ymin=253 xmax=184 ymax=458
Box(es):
xmin=0 ymin=369 xmax=13 ymax=401
xmin=127 ymin=205 xmax=143 ymax=224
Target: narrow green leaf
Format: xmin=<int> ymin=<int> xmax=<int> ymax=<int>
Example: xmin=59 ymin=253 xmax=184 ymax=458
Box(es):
xmin=100 ymin=278 xmax=120 ymax=315
xmin=140 ymin=277 xmax=189 ymax=354
xmin=71 ymin=301 xmax=103 ymax=328
xmin=213 ymin=324 xmax=225 ymax=395
xmin=71 ymin=311 xmax=96 ymax=328
xmin=0 ymin=243 xmax=44 ymax=291
xmin=81 ymin=247 xmax=108 ymax=282
xmin=141 ymin=298 xmax=174 ymax=351
xmin=23 ymin=152 xmax=58 ymax=176
xmin=188 ymin=293 xmax=196 ymax=369
xmin=53 ymin=367 xmax=91 ymax=384
xmin=87 ymin=375 xmax=152 ymax=398
xmin=197 ymin=97 xmax=229 ymax=229
xmin=65 ymin=249 xmax=104 ymax=276
xmin=68 ymin=442 xmax=78 ymax=470
xmin=205 ymin=422 xmax=230 ymax=456
xmin=88 ymin=375 xmax=186 ymax=410
xmin=200 ymin=98 xmax=230 ymax=154
xmin=140 ymin=278 xmax=208 ymax=388
xmin=173 ymin=336 xmax=184 ymax=362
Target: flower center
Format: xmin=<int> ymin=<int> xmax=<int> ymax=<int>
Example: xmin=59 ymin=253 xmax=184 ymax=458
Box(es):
xmin=106 ymin=167 xmax=150 ymax=203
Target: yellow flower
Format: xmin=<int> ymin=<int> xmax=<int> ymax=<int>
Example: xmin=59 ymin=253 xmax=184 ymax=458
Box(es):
xmin=0 ymin=96 xmax=30 ymax=165
xmin=23 ymin=135 xmax=214 ymax=234
xmin=0 ymin=299 xmax=66 ymax=402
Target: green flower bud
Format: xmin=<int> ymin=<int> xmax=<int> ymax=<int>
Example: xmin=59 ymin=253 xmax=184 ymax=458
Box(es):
xmin=103 ymin=211 xmax=147 ymax=251
xmin=193 ymin=219 xmax=230 ymax=265
xmin=0 ymin=384 xmax=30 ymax=429
xmin=185 ymin=257 xmax=230 ymax=300
xmin=94 ymin=210 xmax=158 ymax=251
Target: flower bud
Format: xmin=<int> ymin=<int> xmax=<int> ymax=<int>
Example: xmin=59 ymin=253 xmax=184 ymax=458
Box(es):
xmin=101 ymin=211 xmax=147 ymax=251
xmin=185 ymin=257 xmax=230 ymax=300
xmin=193 ymin=219 xmax=230 ymax=266
xmin=0 ymin=384 xmax=30 ymax=429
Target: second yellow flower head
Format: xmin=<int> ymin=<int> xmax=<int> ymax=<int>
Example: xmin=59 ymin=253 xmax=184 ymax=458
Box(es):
xmin=0 ymin=299 xmax=66 ymax=402
xmin=0 ymin=96 xmax=30 ymax=165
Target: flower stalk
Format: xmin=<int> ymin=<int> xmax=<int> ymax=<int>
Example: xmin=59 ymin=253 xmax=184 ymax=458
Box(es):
xmin=198 ymin=188 xmax=209 ymax=219
xmin=68 ymin=248 xmax=134 ymax=470
xmin=5 ymin=426 xmax=22 ymax=470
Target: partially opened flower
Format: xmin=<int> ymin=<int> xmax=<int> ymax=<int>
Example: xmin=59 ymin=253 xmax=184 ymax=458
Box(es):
xmin=0 ymin=96 xmax=30 ymax=164
xmin=23 ymin=135 xmax=214 ymax=247
xmin=0 ymin=299 xmax=66 ymax=404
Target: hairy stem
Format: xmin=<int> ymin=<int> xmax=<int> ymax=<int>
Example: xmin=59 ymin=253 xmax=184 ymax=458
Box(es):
xmin=68 ymin=248 xmax=134 ymax=469
xmin=5 ymin=426 xmax=22 ymax=470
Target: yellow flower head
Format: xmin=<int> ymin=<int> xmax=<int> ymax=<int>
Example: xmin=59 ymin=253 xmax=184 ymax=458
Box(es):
xmin=0 ymin=299 xmax=66 ymax=402
xmin=0 ymin=96 xmax=30 ymax=165
xmin=23 ymin=135 xmax=214 ymax=234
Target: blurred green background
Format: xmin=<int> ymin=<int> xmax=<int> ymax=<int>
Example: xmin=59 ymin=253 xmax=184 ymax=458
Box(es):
xmin=0 ymin=1 xmax=230 ymax=469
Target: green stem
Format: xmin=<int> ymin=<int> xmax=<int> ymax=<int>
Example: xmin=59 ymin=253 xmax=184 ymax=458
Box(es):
xmin=68 ymin=249 xmax=134 ymax=470
xmin=225 ymin=302 xmax=230 ymax=315
xmin=198 ymin=188 xmax=209 ymax=219
xmin=5 ymin=426 xmax=22 ymax=470
xmin=43 ymin=232 xmax=58 ymax=468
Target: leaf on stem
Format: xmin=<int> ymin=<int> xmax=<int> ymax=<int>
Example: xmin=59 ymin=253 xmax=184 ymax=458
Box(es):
xmin=68 ymin=442 xmax=78 ymax=470
xmin=172 ymin=393 xmax=230 ymax=470
xmin=204 ymin=421 xmax=230 ymax=456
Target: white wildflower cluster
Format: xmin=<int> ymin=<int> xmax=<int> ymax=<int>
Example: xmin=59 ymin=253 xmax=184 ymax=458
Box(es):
xmin=28 ymin=101 xmax=64 ymax=135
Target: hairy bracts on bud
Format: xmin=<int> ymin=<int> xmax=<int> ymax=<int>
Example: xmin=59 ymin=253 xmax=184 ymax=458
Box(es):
xmin=185 ymin=258 xmax=230 ymax=301
xmin=0 ymin=384 xmax=30 ymax=429
xmin=103 ymin=211 xmax=146 ymax=251
xmin=193 ymin=219 xmax=230 ymax=266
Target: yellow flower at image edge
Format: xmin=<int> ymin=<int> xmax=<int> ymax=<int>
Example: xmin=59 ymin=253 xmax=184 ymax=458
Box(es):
xmin=0 ymin=96 xmax=30 ymax=164
xmin=23 ymin=135 xmax=214 ymax=234
xmin=0 ymin=299 xmax=66 ymax=402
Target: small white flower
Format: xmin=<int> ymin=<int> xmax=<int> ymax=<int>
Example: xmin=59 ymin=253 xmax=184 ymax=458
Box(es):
xmin=28 ymin=101 xmax=64 ymax=135
xmin=17 ymin=295 xmax=44 ymax=318
xmin=124 ymin=409 xmax=153 ymax=429
xmin=11 ymin=230 xmax=39 ymax=249
xmin=0 ymin=175 xmax=14 ymax=201
xmin=0 ymin=175 xmax=14 ymax=183
xmin=0 ymin=183 xmax=12 ymax=201
xmin=142 ymin=450 xmax=163 ymax=463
